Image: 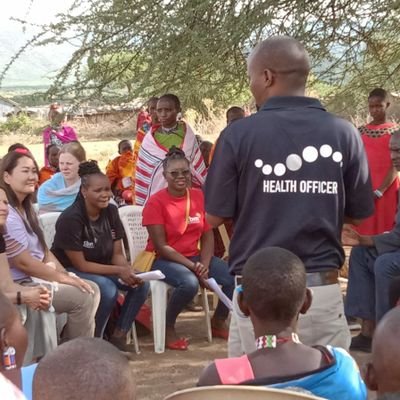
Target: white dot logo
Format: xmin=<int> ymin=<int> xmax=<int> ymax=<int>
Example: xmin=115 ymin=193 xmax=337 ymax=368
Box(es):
xmin=262 ymin=164 xmax=272 ymax=175
xmin=320 ymin=145 xmax=333 ymax=158
xmin=286 ymin=154 xmax=302 ymax=171
xmin=274 ymin=163 xmax=286 ymax=176
xmin=302 ymin=146 xmax=318 ymax=163
xmin=332 ymin=152 xmax=343 ymax=163
xmin=254 ymin=159 xmax=263 ymax=168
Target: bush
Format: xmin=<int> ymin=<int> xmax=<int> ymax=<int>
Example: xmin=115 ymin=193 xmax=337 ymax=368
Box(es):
xmin=0 ymin=114 xmax=43 ymax=136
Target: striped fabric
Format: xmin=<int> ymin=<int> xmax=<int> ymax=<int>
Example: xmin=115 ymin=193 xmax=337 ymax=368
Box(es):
xmin=134 ymin=121 xmax=207 ymax=205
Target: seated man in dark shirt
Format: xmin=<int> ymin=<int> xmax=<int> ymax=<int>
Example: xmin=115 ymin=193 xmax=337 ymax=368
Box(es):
xmin=343 ymin=130 xmax=400 ymax=352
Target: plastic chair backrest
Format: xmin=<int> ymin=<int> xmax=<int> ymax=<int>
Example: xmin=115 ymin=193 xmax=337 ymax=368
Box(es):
xmin=164 ymin=386 xmax=325 ymax=400
xmin=38 ymin=212 xmax=61 ymax=249
xmin=118 ymin=205 xmax=148 ymax=263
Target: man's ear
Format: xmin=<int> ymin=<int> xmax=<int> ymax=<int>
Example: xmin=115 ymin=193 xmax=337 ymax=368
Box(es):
xmin=238 ymin=291 xmax=250 ymax=317
xmin=264 ymin=68 xmax=274 ymax=88
xmin=0 ymin=328 xmax=7 ymax=352
xmin=364 ymin=362 xmax=378 ymax=391
xmin=300 ymin=288 xmax=313 ymax=315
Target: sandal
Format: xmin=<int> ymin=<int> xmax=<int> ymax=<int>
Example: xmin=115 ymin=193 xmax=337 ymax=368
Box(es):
xmin=166 ymin=337 xmax=189 ymax=351
xmin=212 ymin=327 xmax=229 ymax=340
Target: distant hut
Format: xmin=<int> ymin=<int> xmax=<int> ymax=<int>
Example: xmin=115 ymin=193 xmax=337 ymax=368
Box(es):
xmin=0 ymin=95 xmax=20 ymax=121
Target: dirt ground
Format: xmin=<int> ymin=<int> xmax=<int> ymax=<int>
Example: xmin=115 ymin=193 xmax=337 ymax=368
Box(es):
xmin=131 ymin=310 xmax=227 ymax=400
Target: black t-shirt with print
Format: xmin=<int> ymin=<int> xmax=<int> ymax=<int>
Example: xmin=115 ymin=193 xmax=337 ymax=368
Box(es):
xmin=51 ymin=200 xmax=125 ymax=269
xmin=205 ymin=96 xmax=374 ymax=275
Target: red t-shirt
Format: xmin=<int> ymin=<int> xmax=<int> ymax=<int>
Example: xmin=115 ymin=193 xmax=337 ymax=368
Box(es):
xmin=142 ymin=188 xmax=211 ymax=257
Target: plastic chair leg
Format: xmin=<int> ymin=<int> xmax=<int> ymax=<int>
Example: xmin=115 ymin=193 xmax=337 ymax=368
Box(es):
xmin=129 ymin=322 xmax=140 ymax=354
xmin=201 ymin=287 xmax=212 ymax=343
xmin=150 ymin=281 xmax=169 ymax=353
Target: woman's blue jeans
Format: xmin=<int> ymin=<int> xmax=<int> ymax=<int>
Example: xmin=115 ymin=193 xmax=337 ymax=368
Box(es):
xmin=69 ymin=268 xmax=150 ymax=337
xmin=152 ymin=256 xmax=234 ymax=327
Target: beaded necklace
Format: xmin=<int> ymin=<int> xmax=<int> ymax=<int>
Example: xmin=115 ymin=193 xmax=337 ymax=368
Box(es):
xmin=255 ymin=333 xmax=301 ymax=349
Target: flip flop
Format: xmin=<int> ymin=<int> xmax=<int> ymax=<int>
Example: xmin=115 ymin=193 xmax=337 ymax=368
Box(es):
xmin=166 ymin=338 xmax=189 ymax=351
xmin=212 ymin=327 xmax=229 ymax=340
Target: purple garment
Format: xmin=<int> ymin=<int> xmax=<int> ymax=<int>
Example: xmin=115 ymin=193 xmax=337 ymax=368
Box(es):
xmin=42 ymin=125 xmax=78 ymax=166
xmin=4 ymin=206 xmax=45 ymax=281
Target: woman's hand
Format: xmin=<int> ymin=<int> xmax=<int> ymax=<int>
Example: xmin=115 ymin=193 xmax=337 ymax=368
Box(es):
xmin=198 ymin=277 xmax=212 ymax=291
xmin=341 ymin=225 xmax=361 ymax=246
xmin=193 ymin=262 xmax=209 ymax=279
xmin=22 ymin=286 xmax=51 ymax=310
xmin=119 ymin=268 xmax=142 ymax=287
xmin=59 ymin=273 xmax=95 ymax=294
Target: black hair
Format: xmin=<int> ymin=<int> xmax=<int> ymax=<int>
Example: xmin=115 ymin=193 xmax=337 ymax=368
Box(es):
xmin=147 ymin=96 xmax=159 ymax=105
xmin=117 ymin=140 xmax=131 ymax=153
xmin=242 ymin=247 xmax=307 ymax=322
xmin=45 ymin=144 xmax=60 ymax=158
xmin=162 ymin=146 xmax=189 ymax=170
xmin=158 ymin=94 xmax=181 ymax=111
xmin=368 ymin=88 xmax=389 ymax=101
xmin=226 ymin=106 xmax=245 ymax=119
xmin=7 ymin=143 xmax=29 ymax=153
xmin=0 ymin=151 xmax=47 ymax=252
xmin=78 ymin=160 xmax=105 ymax=188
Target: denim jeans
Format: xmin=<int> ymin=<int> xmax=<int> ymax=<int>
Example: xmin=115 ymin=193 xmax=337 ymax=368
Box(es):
xmin=152 ymin=256 xmax=234 ymax=327
xmin=345 ymin=246 xmax=400 ymax=322
xmin=69 ymin=268 xmax=150 ymax=337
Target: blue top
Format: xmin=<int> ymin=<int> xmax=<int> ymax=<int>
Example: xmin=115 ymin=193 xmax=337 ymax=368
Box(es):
xmin=268 ymin=347 xmax=367 ymax=400
xmin=205 ymin=96 xmax=374 ymax=275
xmin=22 ymin=363 xmax=37 ymax=400
xmin=37 ymin=172 xmax=81 ymax=213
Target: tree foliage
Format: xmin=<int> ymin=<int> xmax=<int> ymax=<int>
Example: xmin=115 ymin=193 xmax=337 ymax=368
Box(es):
xmin=2 ymin=0 xmax=400 ymax=117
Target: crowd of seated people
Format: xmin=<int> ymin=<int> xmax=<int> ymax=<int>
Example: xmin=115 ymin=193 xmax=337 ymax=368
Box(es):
xmin=1 ymin=82 xmax=400 ymax=400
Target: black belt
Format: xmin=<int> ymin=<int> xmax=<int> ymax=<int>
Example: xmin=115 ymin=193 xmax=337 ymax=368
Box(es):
xmin=235 ymin=269 xmax=339 ymax=288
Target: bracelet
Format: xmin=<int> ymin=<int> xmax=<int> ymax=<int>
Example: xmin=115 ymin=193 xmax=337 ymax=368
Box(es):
xmin=16 ymin=291 xmax=22 ymax=305
xmin=374 ymin=189 xmax=383 ymax=198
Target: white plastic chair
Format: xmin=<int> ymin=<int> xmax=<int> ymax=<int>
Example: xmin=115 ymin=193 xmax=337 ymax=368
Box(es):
xmin=118 ymin=205 xmax=212 ymax=353
xmin=164 ymin=386 xmax=326 ymax=400
xmin=38 ymin=212 xmax=61 ymax=248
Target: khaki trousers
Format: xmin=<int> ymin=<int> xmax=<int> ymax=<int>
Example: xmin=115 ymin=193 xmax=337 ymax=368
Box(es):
xmin=228 ymin=283 xmax=351 ymax=357
xmin=52 ymin=280 xmax=100 ymax=339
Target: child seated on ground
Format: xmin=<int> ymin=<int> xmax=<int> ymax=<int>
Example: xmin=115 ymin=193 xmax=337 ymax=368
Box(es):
xmin=364 ymin=307 xmax=400 ymax=398
xmin=197 ymin=247 xmax=367 ymax=400
xmin=33 ymin=337 xmax=136 ymax=400
xmin=106 ymin=140 xmax=134 ymax=204
xmin=39 ymin=144 xmax=60 ymax=185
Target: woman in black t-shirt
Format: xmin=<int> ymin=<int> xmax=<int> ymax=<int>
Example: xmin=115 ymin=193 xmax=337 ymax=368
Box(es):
xmin=52 ymin=161 xmax=149 ymax=351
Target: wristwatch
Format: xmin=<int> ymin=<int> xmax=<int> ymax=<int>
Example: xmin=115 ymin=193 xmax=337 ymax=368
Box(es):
xmin=374 ymin=189 xmax=383 ymax=199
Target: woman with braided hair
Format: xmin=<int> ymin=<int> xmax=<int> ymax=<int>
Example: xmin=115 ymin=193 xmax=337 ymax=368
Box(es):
xmin=142 ymin=147 xmax=234 ymax=350
xmin=51 ymin=160 xmax=149 ymax=352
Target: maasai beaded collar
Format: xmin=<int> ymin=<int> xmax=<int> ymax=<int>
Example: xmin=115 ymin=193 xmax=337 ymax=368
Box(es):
xmin=255 ymin=333 xmax=301 ymax=349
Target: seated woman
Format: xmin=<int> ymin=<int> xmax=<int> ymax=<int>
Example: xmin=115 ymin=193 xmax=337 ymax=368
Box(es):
xmin=37 ymin=142 xmax=86 ymax=214
xmin=0 ymin=290 xmax=29 ymax=399
xmin=142 ymin=147 xmax=234 ymax=350
xmin=0 ymin=187 xmax=56 ymax=366
xmin=51 ymin=161 xmax=149 ymax=351
xmin=198 ymin=247 xmax=367 ymax=400
xmin=0 ymin=150 xmax=100 ymax=342
xmin=135 ymin=94 xmax=207 ymax=206
xmin=38 ymin=144 xmax=60 ymax=186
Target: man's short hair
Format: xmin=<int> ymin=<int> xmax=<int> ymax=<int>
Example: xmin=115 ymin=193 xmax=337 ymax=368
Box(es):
xmin=226 ymin=106 xmax=245 ymax=124
xmin=242 ymin=247 xmax=307 ymax=322
xmin=33 ymin=338 xmax=136 ymax=400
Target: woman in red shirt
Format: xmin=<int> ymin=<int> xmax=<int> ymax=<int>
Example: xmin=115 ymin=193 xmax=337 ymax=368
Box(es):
xmin=143 ymin=147 xmax=234 ymax=350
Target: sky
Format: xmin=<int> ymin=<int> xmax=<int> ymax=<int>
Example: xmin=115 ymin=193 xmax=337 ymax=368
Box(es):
xmin=0 ymin=0 xmax=75 ymax=87
xmin=0 ymin=0 xmax=74 ymax=28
